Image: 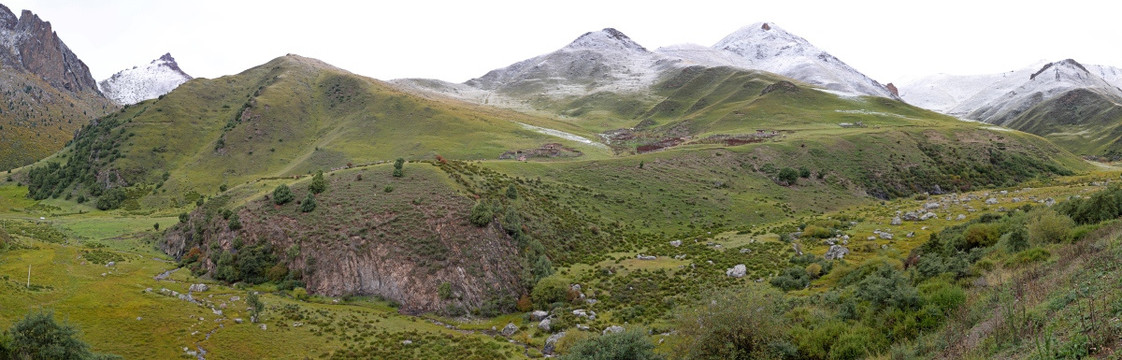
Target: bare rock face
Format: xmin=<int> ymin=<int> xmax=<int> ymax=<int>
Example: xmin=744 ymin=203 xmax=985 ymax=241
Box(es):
xmin=0 ymin=6 xmax=100 ymax=94
xmin=886 ymin=83 xmax=899 ymax=97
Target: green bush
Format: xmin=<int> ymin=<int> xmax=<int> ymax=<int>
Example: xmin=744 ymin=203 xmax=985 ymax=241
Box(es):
xmin=559 ymin=328 xmax=662 ymax=360
xmin=300 ymin=193 xmax=316 ymax=213
xmin=963 ymin=223 xmax=1001 ymax=248
xmin=228 ymin=213 xmax=242 ymax=230
xmin=438 ymin=282 xmax=453 ymax=300
xmin=393 ymin=158 xmax=405 ymax=177
xmin=1026 ymin=208 xmax=1073 ymax=244
xmin=273 ymin=184 xmax=294 ymax=205
xmin=3 ymin=311 xmax=120 ymax=359
xmin=856 ymin=265 xmax=920 ymax=311
xmin=95 ymin=187 xmax=127 ymax=210
xmin=777 ymin=167 xmax=799 ymax=185
xmin=917 ymin=278 xmax=966 ymax=314
xmin=309 ymin=170 xmax=327 ymax=194
xmin=470 ymin=201 xmax=493 ymax=227
xmin=672 ymin=286 xmax=789 ymax=360
xmin=770 ymin=267 xmax=810 ymax=291
xmin=531 ymin=274 xmax=571 ymax=309
xmin=1010 ymin=247 xmax=1051 ymax=265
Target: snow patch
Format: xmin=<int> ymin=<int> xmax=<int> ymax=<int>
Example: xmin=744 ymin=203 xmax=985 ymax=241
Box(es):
xmin=518 ymin=123 xmax=608 ymax=149
xmin=99 ymin=53 xmax=192 ymax=105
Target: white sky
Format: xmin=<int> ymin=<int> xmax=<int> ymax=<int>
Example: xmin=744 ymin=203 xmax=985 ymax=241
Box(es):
xmin=3 ymin=0 xmax=1120 ymax=84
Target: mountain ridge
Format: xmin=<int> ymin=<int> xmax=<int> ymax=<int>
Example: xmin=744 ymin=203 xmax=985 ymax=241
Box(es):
xmin=99 ymin=52 xmax=193 ymax=105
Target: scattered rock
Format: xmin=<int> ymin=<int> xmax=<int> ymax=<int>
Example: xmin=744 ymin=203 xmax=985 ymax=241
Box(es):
xmin=985 ymin=198 xmax=999 ymax=205
xmin=603 ymin=325 xmax=625 ymax=335
xmin=956 ymin=214 xmax=966 ymax=221
xmin=585 ymin=298 xmax=599 ymax=305
xmin=531 ymin=310 xmax=548 ymax=321
xmin=636 ymin=254 xmax=656 ymax=261
xmin=501 ymin=323 xmax=518 ymax=336
xmin=538 ymin=318 xmax=552 ymax=332
xmin=402 ymin=340 xmax=412 ymax=345
xmin=230 ymin=296 xmax=240 ymax=302
xmin=669 ymin=240 xmax=682 ymax=247
xmin=577 ymin=324 xmax=590 ymax=331
xmin=924 ymin=202 xmax=940 ymax=210
xmin=824 ymin=245 xmax=850 ymax=260
xmin=234 ymin=318 xmax=243 ymax=324
xmin=259 ymin=324 xmax=267 ymax=331
xmin=136 ymin=316 xmax=142 ymax=321
xmin=891 ymin=217 xmax=902 ymax=225
xmin=573 ymin=309 xmax=588 ymax=318
xmin=739 ymin=248 xmax=752 ymax=254
xmin=544 ymin=332 xmax=566 ymax=355
xmin=106 ymin=261 xmax=115 ymax=267
xmin=920 ymin=212 xmax=937 ymax=221
xmin=1044 ymin=198 xmax=1056 ymax=206
xmin=726 ymin=264 xmax=747 ymax=278
xmin=906 ymin=232 xmax=915 ymax=238
xmin=189 ymin=284 xmax=209 ymax=293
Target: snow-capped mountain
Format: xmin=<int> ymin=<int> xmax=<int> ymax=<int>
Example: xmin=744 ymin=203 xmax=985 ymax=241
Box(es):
xmin=657 ymin=22 xmax=896 ymax=98
xmin=463 ymin=28 xmax=678 ymax=98
xmin=901 ymin=59 xmax=1122 ymax=124
xmin=99 ymin=53 xmax=192 ymax=105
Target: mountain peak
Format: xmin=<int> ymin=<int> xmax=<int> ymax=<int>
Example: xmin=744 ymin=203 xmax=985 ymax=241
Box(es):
xmin=1031 ymin=59 xmax=1090 ymax=80
xmin=100 ymin=53 xmax=193 ymax=105
xmin=565 ymin=28 xmax=648 ymax=52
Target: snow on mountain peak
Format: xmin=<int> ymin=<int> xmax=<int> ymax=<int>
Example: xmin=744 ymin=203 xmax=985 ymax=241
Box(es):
xmin=99 ymin=53 xmax=192 ymax=105
xmin=564 ymin=28 xmax=648 ymax=53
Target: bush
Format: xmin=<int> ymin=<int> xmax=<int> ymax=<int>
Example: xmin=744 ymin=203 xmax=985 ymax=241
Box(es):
xmin=963 ymin=223 xmax=1001 ymax=248
xmin=798 ymin=167 xmax=811 ymax=178
xmin=531 ymin=275 xmax=571 ymax=309
xmin=4 ymin=311 xmax=119 ymax=359
xmin=918 ymin=278 xmax=966 ymax=314
xmin=1027 ymin=208 xmax=1073 ymax=244
xmin=227 ymin=213 xmax=242 ymax=230
xmin=770 ymin=267 xmax=810 ymax=291
xmin=856 ymin=265 xmax=920 ymax=311
xmin=273 ymin=184 xmax=294 ymax=205
xmin=672 ymin=286 xmax=789 ymax=360
xmin=309 ymin=170 xmax=327 ymax=194
xmin=1010 ymin=247 xmax=1051 ymax=265
xmin=438 ymin=282 xmax=453 ymax=300
xmin=95 ymin=187 xmax=127 ymax=210
xmin=559 ymin=328 xmax=662 ymax=360
xmin=393 ymin=158 xmax=405 ymax=177
xmin=801 ymin=225 xmax=833 ymax=238
xmin=470 ymin=201 xmax=492 ymax=227
xmin=777 ymin=167 xmax=799 ymax=185
xmin=300 ymin=193 xmax=316 ymax=213
xmin=506 ymin=184 xmax=518 ymax=199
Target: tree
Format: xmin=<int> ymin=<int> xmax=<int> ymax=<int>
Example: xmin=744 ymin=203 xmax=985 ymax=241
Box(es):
xmin=246 ymin=292 xmax=264 ymax=323
xmin=4 ymin=311 xmax=120 ymax=359
xmin=560 ymin=327 xmax=663 ymax=360
xmin=672 ymin=286 xmax=789 ymax=360
xmin=272 ymin=184 xmax=294 ymax=205
xmin=227 ymin=213 xmax=242 ymax=230
xmin=393 ymin=158 xmax=405 ymax=177
xmin=777 ymin=167 xmax=799 ymax=185
xmin=506 ymin=184 xmax=518 ymax=199
xmin=531 ymin=274 xmax=571 ymax=309
xmin=308 ymin=170 xmax=327 ymax=194
xmin=153 ymin=223 xmax=160 ymax=231
xmin=300 ymin=193 xmax=316 ymax=212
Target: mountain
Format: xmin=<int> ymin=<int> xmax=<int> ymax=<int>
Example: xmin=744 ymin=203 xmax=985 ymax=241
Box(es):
xmin=0 ymin=4 xmax=114 ymax=170
xmin=99 ymin=53 xmax=192 ymax=105
xmin=657 ymin=22 xmax=897 ymax=98
xmin=901 ymin=59 xmax=1122 ymax=157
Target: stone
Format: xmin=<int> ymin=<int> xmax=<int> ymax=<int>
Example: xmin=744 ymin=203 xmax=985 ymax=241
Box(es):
xmin=106 ymin=261 xmax=115 ymax=267
xmin=234 ymin=318 xmax=243 ymax=324
xmin=570 ymin=284 xmax=581 ymax=292
xmin=402 ymin=340 xmax=412 ymax=345
xmin=259 ymin=324 xmax=267 ymax=331
xmin=726 ymin=264 xmax=747 ymax=278
xmin=603 ymin=325 xmax=624 ymax=335
xmin=585 ymin=298 xmax=599 ymax=305
xmin=956 ymin=214 xmax=966 ymax=221
xmin=636 ymin=254 xmax=656 ymax=260
xmin=670 ymin=240 xmax=682 ymax=247
xmin=136 ymin=316 xmax=142 ymax=321
xmin=985 ymin=198 xmax=998 ymax=205
xmin=906 ymin=232 xmax=915 ymax=238
xmin=544 ymin=332 xmax=565 ymax=355
xmin=902 ymin=212 xmax=920 ymax=221
xmin=230 ymin=296 xmax=240 ymax=302
xmin=538 ymin=318 xmax=552 ymax=332
xmin=824 ymin=245 xmax=850 ymax=260
xmin=573 ymin=309 xmax=589 ymax=318
xmin=577 ymin=324 xmax=590 ymax=331
xmin=530 ymin=310 xmax=548 ymax=321
xmin=501 ymin=323 xmax=518 ymax=336
xmin=739 ymin=248 xmax=752 ymax=254
xmin=924 ymin=202 xmax=940 ymax=210
xmin=920 ymin=212 xmax=937 ymax=221
xmin=189 ymin=283 xmax=209 ymax=292
xmin=891 ymin=217 xmax=902 ymax=225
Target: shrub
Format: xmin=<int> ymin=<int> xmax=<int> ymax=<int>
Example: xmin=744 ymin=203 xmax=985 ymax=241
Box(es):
xmin=292 ymin=287 xmax=309 ymax=300
xmin=918 ymin=278 xmax=966 ymax=314
xmin=506 ymin=184 xmax=518 ymax=199
xmin=856 ymin=265 xmax=920 ymax=311
xmin=531 ymin=275 xmax=571 ymax=309
xmin=227 ymin=213 xmax=242 ymax=230
xmin=219 ymin=184 xmax=228 ymax=192
xmin=516 ymin=294 xmax=533 ymax=312
xmin=308 ymin=170 xmax=327 ymax=194
xmin=672 ymin=286 xmax=789 ymax=360
xmin=470 ymin=201 xmax=493 ymax=227
xmin=393 ymin=158 xmax=405 ymax=177
xmin=438 ymin=282 xmax=453 ymax=300
xmin=801 ymin=225 xmax=833 ymax=238
xmin=1026 ymin=208 xmax=1073 ymax=244
xmin=559 ymin=328 xmax=662 ymax=360
xmin=798 ymin=167 xmax=811 ymax=178
xmin=5 ymin=311 xmax=119 ymax=359
xmin=963 ymin=223 xmax=1000 ymax=248
xmin=770 ymin=267 xmax=810 ymax=291
xmin=95 ymin=187 xmax=127 ymax=210
xmin=1010 ymin=247 xmax=1051 ymax=265
xmin=300 ymin=193 xmax=316 ymax=213
xmin=247 ymin=292 xmax=264 ymax=321
xmin=777 ymin=167 xmax=799 ymax=185
xmin=806 ymin=263 xmax=823 ymax=279
xmin=273 ymin=184 xmax=294 ymax=205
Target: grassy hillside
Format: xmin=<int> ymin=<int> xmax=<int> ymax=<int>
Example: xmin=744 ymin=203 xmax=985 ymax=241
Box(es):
xmin=0 ymin=69 xmax=115 ymax=170
xmin=1003 ymin=88 xmax=1122 ymax=159
xmin=14 ymin=54 xmax=611 ymax=211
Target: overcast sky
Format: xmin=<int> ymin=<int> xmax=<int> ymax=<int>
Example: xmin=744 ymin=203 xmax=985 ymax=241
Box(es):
xmin=4 ymin=0 xmax=1120 ymax=84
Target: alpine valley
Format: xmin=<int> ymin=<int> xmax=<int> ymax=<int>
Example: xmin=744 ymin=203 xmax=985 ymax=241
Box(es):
xmin=1 ymin=6 xmax=1121 ymax=360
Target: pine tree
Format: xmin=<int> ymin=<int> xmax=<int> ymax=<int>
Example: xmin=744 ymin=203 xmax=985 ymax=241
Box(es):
xmin=309 ymin=170 xmax=327 ymax=194
xmin=300 ymin=192 xmax=316 ymax=213
xmin=273 ymin=184 xmax=294 ymax=205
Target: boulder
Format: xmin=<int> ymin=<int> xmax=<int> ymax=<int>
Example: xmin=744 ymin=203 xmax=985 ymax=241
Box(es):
xmin=501 ymin=323 xmax=518 ymax=336
xmin=924 ymin=202 xmax=940 ymax=210
xmin=544 ymin=332 xmax=566 ymax=355
xmin=891 ymin=217 xmax=902 ymax=225
xmin=603 ymin=325 xmax=624 ymax=335
xmin=985 ymin=198 xmax=998 ymax=205
xmin=636 ymin=254 xmax=656 ymax=260
xmin=669 ymin=240 xmax=682 ymax=247
xmin=726 ymin=264 xmax=747 ymax=278
xmin=538 ymin=318 xmax=552 ymax=332
xmin=189 ymin=284 xmax=209 ymax=293
xmin=824 ymin=245 xmax=850 ymax=260
xmin=530 ymin=310 xmax=548 ymax=321
xmin=956 ymin=214 xmax=966 ymax=221
xmin=920 ymin=212 xmax=937 ymax=221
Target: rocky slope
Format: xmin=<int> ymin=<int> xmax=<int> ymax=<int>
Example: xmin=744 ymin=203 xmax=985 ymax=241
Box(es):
xmin=0 ymin=4 xmax=113 ymax=169
xmin=99 ymin=53 xmax=192 ymax=105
